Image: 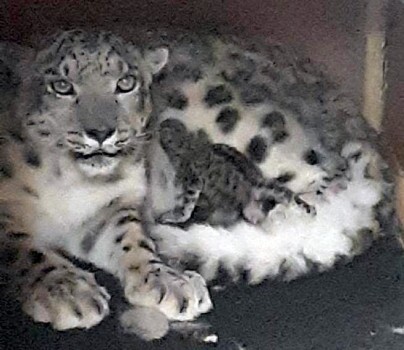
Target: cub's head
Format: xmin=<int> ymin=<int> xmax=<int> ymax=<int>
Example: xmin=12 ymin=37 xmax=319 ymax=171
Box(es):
xmin=22 ymin=30 xmax=168 ymax=177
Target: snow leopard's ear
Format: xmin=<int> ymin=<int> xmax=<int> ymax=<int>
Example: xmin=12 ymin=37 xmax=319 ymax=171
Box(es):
xmin=144 ymin=47 xmax=169 ymax=75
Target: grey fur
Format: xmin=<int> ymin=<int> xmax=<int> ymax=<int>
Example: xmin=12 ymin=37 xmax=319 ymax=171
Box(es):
xmin=156 ymin=118 xmax=313 ymax=227
xmin=0 ymin=31 xmax=212 ymax=342
xmin=146 ymin=31 xmax=398 ymax=236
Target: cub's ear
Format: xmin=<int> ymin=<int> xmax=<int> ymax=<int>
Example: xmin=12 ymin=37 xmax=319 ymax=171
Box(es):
xmin=144 ymin=47 xmax=169 ymax=75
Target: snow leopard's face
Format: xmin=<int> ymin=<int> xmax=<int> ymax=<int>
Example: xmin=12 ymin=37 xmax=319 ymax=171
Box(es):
xmin=22 ymin=30 xmax=168 ymax=177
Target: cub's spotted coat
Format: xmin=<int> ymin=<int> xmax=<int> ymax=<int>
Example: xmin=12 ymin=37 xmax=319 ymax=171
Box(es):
xmin=0 ymin=30 xmax=211 ymax=334
xmin=157 ymin=118 xmax=314 ymax=227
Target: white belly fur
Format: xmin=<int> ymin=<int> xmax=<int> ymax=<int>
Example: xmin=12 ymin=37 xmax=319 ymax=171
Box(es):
xmin=152 ymin=172 xmax=383 ymax=284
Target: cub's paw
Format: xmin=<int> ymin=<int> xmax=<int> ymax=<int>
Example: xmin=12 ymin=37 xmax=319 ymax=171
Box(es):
xmin=341 ymin=141 xmax=376 ymax=180
xmin=307 ymin=168 xmax=349 ymax=201
xmin=124 ymin=266 xmax=212 ymax=322
xmin=294 ymin=196 xmax=317 ymax=216
xmin=22 ymin=268 xmax=110 ymax=330
xmin=243 ymin=188 xmax=283 ymax=225
xmin=157 ymin=207 xmax=190 ymax=224
xmin=242 ymin=199 xmax=271 ymax=225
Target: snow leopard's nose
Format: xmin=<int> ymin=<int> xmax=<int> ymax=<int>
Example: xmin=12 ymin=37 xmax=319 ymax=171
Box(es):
xmin=85 ymin=127 xmax=115 ymax=144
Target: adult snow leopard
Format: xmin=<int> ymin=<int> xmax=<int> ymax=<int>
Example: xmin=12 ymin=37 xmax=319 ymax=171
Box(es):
xmin=0 ymin=30 xmax=211 ymax=335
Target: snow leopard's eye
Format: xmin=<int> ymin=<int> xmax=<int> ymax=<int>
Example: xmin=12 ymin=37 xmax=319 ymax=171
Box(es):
xmin=50 ymin=80 xmax=75 ymax=96
xmin=116 ymin=75 xmax=138 ymax=94
xmin=50 ymin=79 xmax=75 ymax=96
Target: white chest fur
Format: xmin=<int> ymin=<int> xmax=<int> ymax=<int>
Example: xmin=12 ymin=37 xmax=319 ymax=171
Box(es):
xmin=32 ymin=157 xmax=146 ymax=250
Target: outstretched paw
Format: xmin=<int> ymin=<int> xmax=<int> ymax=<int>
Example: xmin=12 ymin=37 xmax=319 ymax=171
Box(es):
xmin=22 ymin=267 xmax=110 ymax=330
xmin=243 ymin=182 xmax=291 ymax=225
xmin=157 ymin=207 xmax=191 ymax=224
xmin=243 ymin=196 xmax=279 ymax=225
xmin=124 ymin=266 xmax=212 ymax=322
xmin=294 ymin=196 xmax=316 ymax=216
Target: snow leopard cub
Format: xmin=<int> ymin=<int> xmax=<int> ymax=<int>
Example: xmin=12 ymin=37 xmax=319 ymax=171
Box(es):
xmin=156 ymin=118 xmax=315 ymax=227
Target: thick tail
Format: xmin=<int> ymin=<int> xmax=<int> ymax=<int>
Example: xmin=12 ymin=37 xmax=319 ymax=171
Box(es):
xmin=120 ymin=306 xmax=217 ymax=343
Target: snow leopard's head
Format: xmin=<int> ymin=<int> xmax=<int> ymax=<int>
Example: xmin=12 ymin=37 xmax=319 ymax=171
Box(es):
xmin=22 ymin=29 xmax=168 ymax=177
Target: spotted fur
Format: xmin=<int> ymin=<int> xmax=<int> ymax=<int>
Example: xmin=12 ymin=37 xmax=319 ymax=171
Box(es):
xmin=0 ymin=30 xmax=211 ymax=335
xmin=144 ymin=31 xmax=398 ymax=284
xmin=156 ymin=118 xmax=314 ymax=227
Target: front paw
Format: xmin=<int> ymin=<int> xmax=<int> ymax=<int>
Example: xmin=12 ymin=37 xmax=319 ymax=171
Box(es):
xmin=242 ymin=202 xmax=267 ymax=225
xmin=243 ymin=195 xmax=282 ymax=225
xmin=157 ymin=208 xmax=189 ymax=224
xmin=124 ymin=266 xmax=212 ymax=322
xmin=22 ymin=268 xmax=110 ymax=330
xmin=294 ymin=196 xmax=317 ymax=216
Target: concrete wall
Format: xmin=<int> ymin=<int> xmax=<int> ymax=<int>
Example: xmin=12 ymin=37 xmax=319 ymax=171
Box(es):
xmin=0 ymin=0 xmax=366 ymax=100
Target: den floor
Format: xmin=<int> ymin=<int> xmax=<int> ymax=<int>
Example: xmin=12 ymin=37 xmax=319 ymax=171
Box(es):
xmin=1 ymin=237 xmax=404 ymax=350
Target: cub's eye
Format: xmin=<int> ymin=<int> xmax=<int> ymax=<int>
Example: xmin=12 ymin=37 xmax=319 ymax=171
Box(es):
xmin=116 ymin=75 xmax=137 ymax=93
xmin=50 ymin=80 xmax=75 ymax=96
